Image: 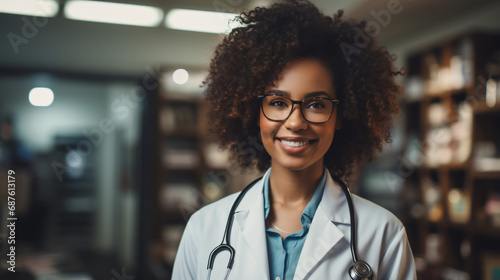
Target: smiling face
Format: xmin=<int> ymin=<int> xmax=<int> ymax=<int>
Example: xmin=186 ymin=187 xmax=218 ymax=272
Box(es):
xmin=259 ymin=58 xmax=341 ymax=172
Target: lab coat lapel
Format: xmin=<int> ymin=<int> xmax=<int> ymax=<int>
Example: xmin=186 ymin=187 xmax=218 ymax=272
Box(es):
xmin=233 ymin=173 xmax=270 ymax=279
xmin=294 ymin=171 xmax=348 ymax=280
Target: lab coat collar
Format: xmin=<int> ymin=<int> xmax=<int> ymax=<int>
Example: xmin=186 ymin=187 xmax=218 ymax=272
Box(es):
xmin=320 ymin=169 xmax=352 ymax=225
xmin=233 ymin=168 xmax=270 ymax=279
xmin=294 ymin=169 xmax=348 ymax=279
xmin=234 ymin=168 xmax=270 ymax=212
xmin=233 ymin=168 xmax=351 ymax=280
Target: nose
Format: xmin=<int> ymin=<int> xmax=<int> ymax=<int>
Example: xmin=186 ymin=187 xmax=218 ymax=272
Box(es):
xmin=283 ymin=106 xmax=308 ymax=131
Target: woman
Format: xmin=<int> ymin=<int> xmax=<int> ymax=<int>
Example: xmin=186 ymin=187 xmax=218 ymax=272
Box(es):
xmin=172 ymin=1 xmax=416 ymax=279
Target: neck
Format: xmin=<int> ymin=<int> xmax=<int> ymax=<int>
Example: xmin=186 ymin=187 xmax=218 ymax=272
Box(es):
xmin=268 ymin=161 xmax=324 ymax=205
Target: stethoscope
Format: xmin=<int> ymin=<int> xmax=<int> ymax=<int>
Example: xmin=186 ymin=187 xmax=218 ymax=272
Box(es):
xmin=206 ymin=175 xmax=374 ymax=280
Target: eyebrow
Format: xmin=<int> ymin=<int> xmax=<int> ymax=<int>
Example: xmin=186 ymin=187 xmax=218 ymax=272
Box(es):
xmin=267 ymin=89 xmax=332 ymax=98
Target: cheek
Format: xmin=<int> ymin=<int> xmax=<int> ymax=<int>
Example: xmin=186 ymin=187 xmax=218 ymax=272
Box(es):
xmin=258 ymin=109 xmax=264 ymax=128
xmin=259 ymin=110 xmax=277 ymax=136
xmin=319 ymin=120 xmax=337 ymax=146
xmin=259 ymin=110 xmax=282 ymax=155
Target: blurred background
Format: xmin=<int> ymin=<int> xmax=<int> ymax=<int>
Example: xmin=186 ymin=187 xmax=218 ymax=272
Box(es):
xmin=1 ymin=0 xmax=500 ymax=279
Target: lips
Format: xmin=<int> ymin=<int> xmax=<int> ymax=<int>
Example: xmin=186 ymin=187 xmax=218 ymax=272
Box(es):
xmin=276 ymin=137 xmax=316 ymax=148
xmin=280 ymin=139 xmax=310 ymax=147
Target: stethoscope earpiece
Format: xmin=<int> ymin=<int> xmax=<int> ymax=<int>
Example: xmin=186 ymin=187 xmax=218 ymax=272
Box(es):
xmin=349 ymin=260 xmax=373 ymax=280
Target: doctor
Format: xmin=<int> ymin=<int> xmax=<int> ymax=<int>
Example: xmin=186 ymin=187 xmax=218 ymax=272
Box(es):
xmin=173 ymin=1 xmax=416 ymax=279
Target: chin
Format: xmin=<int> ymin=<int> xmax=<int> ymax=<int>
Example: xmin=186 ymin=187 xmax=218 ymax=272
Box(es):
xmin=273 ymin=158 xmax=323 ymax=172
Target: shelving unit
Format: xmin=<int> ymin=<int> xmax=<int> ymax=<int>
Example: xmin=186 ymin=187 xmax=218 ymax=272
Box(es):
xmin=402 ymin=32 xmax=500 ymax=279
xmin=154 ymin=90 xmax=206 ymax=269
xmin=150 ymin=69 xmax=261 ymax=273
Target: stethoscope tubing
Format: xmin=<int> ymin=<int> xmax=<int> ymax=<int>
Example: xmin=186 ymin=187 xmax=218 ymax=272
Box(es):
xmin=206 ymin=174 xmax=370 ymax=279
xmin=331 ymin=175 xmax=359 ymax=263
xmin=206 ymin=177 xmax=261 ymax=274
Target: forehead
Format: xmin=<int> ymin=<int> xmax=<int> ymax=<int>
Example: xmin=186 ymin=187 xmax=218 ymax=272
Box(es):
xmin=271 ymin=58 xmax=335 ymax=99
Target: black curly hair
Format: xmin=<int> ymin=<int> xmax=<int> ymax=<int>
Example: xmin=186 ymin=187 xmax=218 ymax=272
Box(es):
xmin=204 ymin=0 xmax=403 ymax=180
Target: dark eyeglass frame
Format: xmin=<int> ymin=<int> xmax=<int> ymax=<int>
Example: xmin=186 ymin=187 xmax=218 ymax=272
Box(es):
xmin=258 ymin=94 xmax=340 ymax=124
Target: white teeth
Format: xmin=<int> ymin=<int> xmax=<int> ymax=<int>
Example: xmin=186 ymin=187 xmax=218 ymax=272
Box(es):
xmin=280 ymin=139 xmax=310 ymax=147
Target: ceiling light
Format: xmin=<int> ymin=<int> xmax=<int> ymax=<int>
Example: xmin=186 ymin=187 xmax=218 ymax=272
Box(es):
xmin=165 ymin=9 xmax=242 ymax=34
xmin=0 ymin=0 xmax=59 ymax=17
xmin=172 ymin=69 xmax=189 ymax=85
xmin=29 ymin=87 xmax=54 ymax=107
xmin=64 ymin=0 xmax=163 ymax=27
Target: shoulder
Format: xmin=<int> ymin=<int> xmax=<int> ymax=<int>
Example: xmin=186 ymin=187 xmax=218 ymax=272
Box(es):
xmin=187 ymin=175 xmax=266 ymax=227
xmin=186 ymin=192 xmax=241 ymax=228
xmin=351 ymin=194 xmax=405 ymax=235
xmin=349 ymin=197 xmax=416 ymax=279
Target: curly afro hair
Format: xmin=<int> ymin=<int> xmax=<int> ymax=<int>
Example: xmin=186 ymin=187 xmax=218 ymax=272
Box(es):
xmin=204 ymin=0 xmax=403 ymax=180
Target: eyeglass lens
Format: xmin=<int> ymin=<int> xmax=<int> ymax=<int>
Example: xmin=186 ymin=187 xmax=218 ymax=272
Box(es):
xmin=261 ymin=95 xmax=334 ymax=123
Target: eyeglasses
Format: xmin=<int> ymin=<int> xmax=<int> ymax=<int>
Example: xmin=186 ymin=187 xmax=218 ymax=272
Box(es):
xmin=258 ymin=94 xmax=339 ymax=124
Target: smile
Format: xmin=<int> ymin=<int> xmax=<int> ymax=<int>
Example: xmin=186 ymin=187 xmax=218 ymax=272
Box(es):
xmin=279 ymin=139 xmax=311 ymax=147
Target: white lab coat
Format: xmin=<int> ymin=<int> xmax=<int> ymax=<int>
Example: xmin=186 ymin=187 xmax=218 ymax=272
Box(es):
xmin=172 ymin=168 xmax=416 ymax=280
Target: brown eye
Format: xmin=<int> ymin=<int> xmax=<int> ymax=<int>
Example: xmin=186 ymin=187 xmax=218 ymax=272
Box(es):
xmin=269 ymin=99 xmax=288 ymax=107
xmin=303 ymin=98 xmax=328 ymax=110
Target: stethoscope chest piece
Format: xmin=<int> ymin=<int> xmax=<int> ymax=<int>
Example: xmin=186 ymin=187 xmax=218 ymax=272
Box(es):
xmin=349 ymin=260 xmax=373 ymax=280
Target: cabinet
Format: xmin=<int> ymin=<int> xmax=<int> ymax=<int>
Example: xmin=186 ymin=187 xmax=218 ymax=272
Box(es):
xmin=402 ymin=32 xmax=500 ymax=279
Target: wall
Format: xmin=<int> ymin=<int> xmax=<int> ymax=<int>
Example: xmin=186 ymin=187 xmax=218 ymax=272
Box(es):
xmin=386 ymin=0 xmax=500 ymax=68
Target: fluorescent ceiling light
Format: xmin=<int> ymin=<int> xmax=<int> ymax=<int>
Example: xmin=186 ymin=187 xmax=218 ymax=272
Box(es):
xmin=165 ymin=9 xmax=242 ymax=34
xmin=29 ymin=87 xmax=54 ymax=107
xmin=64 ymin=0 xmax=163 ymax=27
xmin=0 ymin=0 xmax=59 ymax=17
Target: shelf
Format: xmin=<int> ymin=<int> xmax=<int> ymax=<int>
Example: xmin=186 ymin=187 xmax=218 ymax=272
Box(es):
xmin=411 ymin=216 xmax=500 ymax=238
xmin=422 ymin=87 xmax=469 ymax=99
xmin=474 ymin=102 xmax=500 ymax=115
xmin=162 ymin=164 xmax=202 ymax=171
xmin=412 ymin=217 xmax=445 ymax=226
xmin=446 ymin=163 xmax=469 ymax=170
xmin=161 ymin=95 xmax=203 ymax=105
xmin=161 ymin=129 xmax=199 ymax=138
xmin=471 ymin=224 xmax=500 ymax=238
xmin=472 ymin=170 xmax=500 ymax=179
xmin=404 ymin=97 xmax=423 ymax=105
xmin=447 ymin=221 xmax=469 ymax=231
xmin=419 ymin=163 xmax=468 ymax=171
